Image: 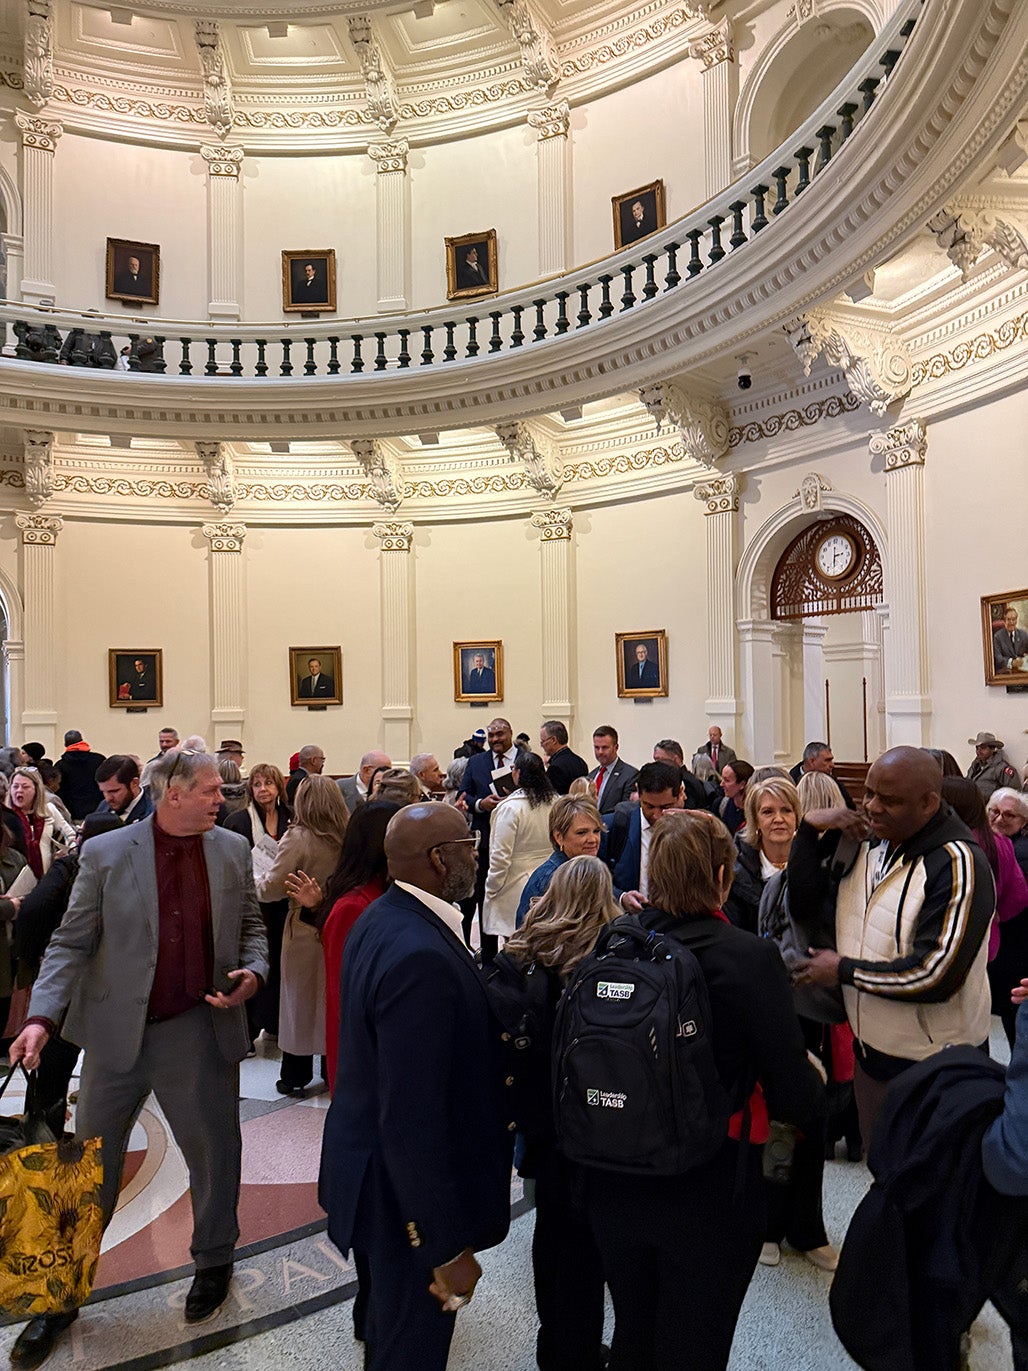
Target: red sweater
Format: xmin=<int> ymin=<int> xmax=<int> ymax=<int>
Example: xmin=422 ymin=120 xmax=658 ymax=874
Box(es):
xmin=323 ymin=877 xmax=387 ymax=1093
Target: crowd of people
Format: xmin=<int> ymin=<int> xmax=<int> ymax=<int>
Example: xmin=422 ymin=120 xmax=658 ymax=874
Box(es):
xmin=0 ymin=718 xmax=1024 ymax=1371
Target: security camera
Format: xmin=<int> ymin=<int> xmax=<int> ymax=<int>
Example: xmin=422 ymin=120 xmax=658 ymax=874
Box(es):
xmin=736 ymin=353 xmax=753 ymax=390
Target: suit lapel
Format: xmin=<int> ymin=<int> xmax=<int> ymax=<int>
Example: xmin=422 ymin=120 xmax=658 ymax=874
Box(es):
xmin=127 ymin=820 xmax=160 ymax=946
xmin=204 ymin=829 xmax=225 ymax=937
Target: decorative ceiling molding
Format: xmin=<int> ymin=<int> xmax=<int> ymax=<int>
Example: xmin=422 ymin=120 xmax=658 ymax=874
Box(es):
xmin=784 ymin=311 xmax=913 ymax=415
xmin=910 ymin=304 xmax=1028 ymax=386
xmin=347 ymin=15 xmax=400 ymax=135
xmin=194 ymin=20 xmax=235 ymax=141
xmin=494 ymin=0 xmax=560 ymax=97
xmin=24 ymin=0 xmax=54 ymax=110
xmin=495 ymin=419 xmax=564 ymax=499
xmin=927 ymin=203 xmax=1028 ymax=279
xmin=350 ymin=437 xmax=402 ymax=511
xmin=638 ymin=380 xmax=730 ymax=464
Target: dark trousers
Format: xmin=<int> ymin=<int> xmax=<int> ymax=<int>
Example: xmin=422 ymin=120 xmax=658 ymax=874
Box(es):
xmin=532 ymin=1149 xmax=606 ymax=1371
xmin=764 ymin=1123 xmax=829 ymax=1250
xmin=584 ymin=1144 xmax=764 ymax=1371
xmin=352 ymin=1158 xmax=456 ymax=1371
xmin=279 ymin=1052 xmax=326 ymax=1090
xmin=470 ymin=845 xmax=498 ymax=964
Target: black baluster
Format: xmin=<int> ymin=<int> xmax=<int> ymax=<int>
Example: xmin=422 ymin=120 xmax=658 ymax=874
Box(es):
xmin=532 ymin=300 xmax=547 ymax=341
xmin=815 ymin=125 xmax=836 ymax=168
xmin=620 ymin=266 xmax=635 ymax=311
xmin=555 ymin=291 xmax=570 ymax=332
xmin=12 ymin=322 xmax=29 ymax=360
xmin=880 ymin=48 xmax=900 ymax=79
xmin=900 ymin=18 xmax=916 ymax=38
xmin=707 ymin=216 xmax=726 ymax=263
xmin=205 ymin=339 xmax=218 ymax=376
xmin=466 ymin=318 xmax=479 ymax=358
xmin=511 ymin=304 xmax=525 ymax=346
xmin=793 ymin=147 xmax=813 ymax=195
xmin=576 ymin=284 xmax=592 ymax=327
xmin=664 ymin=244 xmax=681 ymax=289
xmin=397 ymin=329 xmax=411 ymax=369
xmin=728 ymin=203 xmax=747 ymax=250
xmin=750 ymin=184 xmax=769 ymax=233
xmin=837 ymin=102 xmax=857 ymax=141
xmin=41 ymin=325 xmax=60 ymax=363
xmin=598 ymin=275 xmax=614 ymax=318
xmin=772 ymin=167 xmax=791 ymax=215
xmin=280 ymin=339 xmax=293 ymax=376
xmin=126 ymin=334 xmax=140 ymax=370
xmin=231 ymin=339 xmax=244 ymax=376
xmin=179 ymin=337 xmax=193 ymax=375
xmin=641 ymin=256 xmax=658 ymax=299
xmin=374 ymin=333 xmax=388 ymax=371
xmin=685 ymin=230 xmax=703 ymax=277
xmin=489 ymin=311 xmax=503 ymax=352
xmin=327 ymin=336 xmax=341 ymax=375
xmin=443 ymin=322 xmax=457 ymax=361
xmin=421 ymin=326 xmax=434 ymax=365
xmin=255 ymin=339 xmax=268 ymax=377
xmin=304 ymin=338 xmax=317 ymax=375
xmin=858 ymin=76 xmax=879 ymax=111
xmin=351 ymin=335 xmax=364 ymax=373
xmin=152 ymin=336 xmax=167 ymax=374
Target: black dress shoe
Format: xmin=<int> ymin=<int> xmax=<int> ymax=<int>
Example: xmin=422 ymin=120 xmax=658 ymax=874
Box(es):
xmin=10 ymin=1309 xmax=78 ymax=1369
xmin=184 ymin=1264 xmax=233 ymax=1323
xmin=275 ymin=1080 xmax=306 ymax=1097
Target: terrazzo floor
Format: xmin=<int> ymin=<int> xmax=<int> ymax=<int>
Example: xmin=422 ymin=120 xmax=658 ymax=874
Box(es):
xmin=0 ymin=1025 xmax=1018 ymax=1370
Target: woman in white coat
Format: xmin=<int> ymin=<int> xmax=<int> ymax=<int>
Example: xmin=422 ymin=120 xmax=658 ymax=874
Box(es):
xmin=482 ymin=752 xmax=556 ymax=946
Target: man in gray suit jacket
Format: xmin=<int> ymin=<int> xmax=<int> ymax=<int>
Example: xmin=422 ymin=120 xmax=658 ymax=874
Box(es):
xmin=10 ymin=749 xmax=269 ymax=1366
xmin=587 ymin=724 xmax=639 ymax=816
xmin=338 ymin=748 xmax=392 ymax=813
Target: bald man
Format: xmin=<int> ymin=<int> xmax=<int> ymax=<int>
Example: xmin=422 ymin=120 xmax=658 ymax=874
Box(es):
xmin=318 ymin=804 xmax=511 ymax=1371
xmin=792 ymin=746 xmax=995 ymax=1140
xmin=338 ymin=749 xmax=392 ymax=814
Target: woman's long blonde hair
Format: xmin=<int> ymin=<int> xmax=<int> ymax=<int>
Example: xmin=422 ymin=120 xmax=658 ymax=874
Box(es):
xmin=504 ymin=855 xmax=619 ymax=978
xmin=292 ymin=773 xmax=350 ymax=844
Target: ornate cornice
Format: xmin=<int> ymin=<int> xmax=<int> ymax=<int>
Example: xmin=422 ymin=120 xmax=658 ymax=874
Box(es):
xmin=371 ymin=520 xmax=414 ymax=551
xmin=910 ymin=306 xmax=1028 ymax=386
xmin=693 ymin=472 xmax=742 ymax=514
xmin=347 ymin=15 xmax=400 ymax=136
xmin=784 ymin=311 xmax=913 ymax=415
xmin=368 ymin=138 xmax=409 ymax=174
xmin=527 ymin=99 xmax=570 ymax=140
xmin=14 ymin=110 xmax=62 ymax=153
xmin=495 ymin=420 xmax=563 ymax=500
xmin=559 ymin=4 xmax=704 ymax=78
xmin=15 ymin=512 xmax=62 ymax=544
xmin=22 ymin=430 xmax=53 ymax=509
xmin=201 ymin=521 xmax=246 ymax=552
xmin=531 ymin=508 xmax=573 ymax=540
xmin=194 ymin=20 xmax=235 ymax=141
xmin=869 ymin=418 xmax=928 ymax=471
xmin=495 ymin=0 xmax=561 ymax=97
xmin=24 ymin=0 xmax=54 ymax=111
xmin=200 ymin=144 xmax=244 ymax=177
xmin=727 ymin=392 xmax=862 ymax=447
xmin=196 ymin=440 xmax=237 ymax=514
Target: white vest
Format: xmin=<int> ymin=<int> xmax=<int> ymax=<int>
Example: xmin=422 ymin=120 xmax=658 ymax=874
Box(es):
xmin=835 ymin=843 xmax=991 ymax=1062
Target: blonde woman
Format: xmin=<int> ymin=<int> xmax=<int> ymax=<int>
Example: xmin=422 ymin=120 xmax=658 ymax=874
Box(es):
xmin=257 ymin=774 xmax=349 ymax=1095
xmin=501 ymin=856 xmax=619 ymax=1371
xmin=516 ymin=794 xmax=605 ymax=923
xmin=723 ymin=775 xmax=801 ymax=935
xmin=796 ymin=770 xmax=846 ymax=814
xmin=4 ymin=766 xmax=75 ymax=879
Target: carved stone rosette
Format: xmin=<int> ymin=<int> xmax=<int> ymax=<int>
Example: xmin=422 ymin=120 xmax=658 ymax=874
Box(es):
xmin=528 ymin=100 xmax=570 ymax=141
xmin=351 ymin=439 xmax=404 ymax=513
xmin=869 ymin=419 xmax=928 ymax=471
xmin=531 ymin=508 xmax=573 ymax=540
xmin=15 ymin=110 xmax=62 ymax=154
xmin=201 ymin=522 xmax=246 ymax=553
xmin=368 ymin=139 xmax=409 ymax=174
xmin=694 ymin=473 xmax=742 ymax=514
xmin=784 ymin=311 xmax=913 ymax=416
xmin=23 ymin=429 xmax=54 ymax=509
xmin=200 ymin=144 xmax=244 ymax=178
xmin=195 ymin=20 xmax=235 ymax=141
xmin=371 ymin=521 xmax=414 ymax=552
xmin=16 ymin=512 xmax=62 ymax=545
xmin=24 ymin=0 xmax=54 ymax=110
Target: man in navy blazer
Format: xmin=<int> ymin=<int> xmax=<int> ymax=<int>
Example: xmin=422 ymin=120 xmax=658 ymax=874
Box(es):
xmin=626 ymin=640 xmax=660 ymax=689
xmin=605 ymin=761 xmax=684 ymax=912
xmin=458 ymin=717 xmax=523 ymax=954
xmin=319 ymin=804 xmax=511 ymax=1370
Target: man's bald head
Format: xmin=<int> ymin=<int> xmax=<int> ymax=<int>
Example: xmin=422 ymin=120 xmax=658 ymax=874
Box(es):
xmin=385 ymin=803 xmax=477 ymax=902
xmin=359 ymin=750 xmax=391 ymax=785
xmin=863 ymin=746 xmax=942 ymax=845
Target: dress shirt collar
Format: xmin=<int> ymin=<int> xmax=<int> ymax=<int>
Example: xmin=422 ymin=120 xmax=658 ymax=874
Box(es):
xmin=123 ymin=790 xmax=146 ymax=821
xmin=356 ymin=775 xmax=368 ymax=799
xmin=395 ymin=880 xmax=471 ymax=952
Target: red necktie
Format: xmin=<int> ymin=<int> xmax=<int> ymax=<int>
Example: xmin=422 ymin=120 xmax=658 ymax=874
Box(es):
xmin=711 ymin=746 xmax=718 ymax=769
xmin=596 ymin=766 xmax=607 ymax=799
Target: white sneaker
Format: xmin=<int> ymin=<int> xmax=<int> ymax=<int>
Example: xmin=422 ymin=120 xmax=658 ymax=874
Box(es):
xmin=803 ymin=1244 xmax=839 ymax=1272
xmin=759 ymin=1242 xmax=781 ymax=1267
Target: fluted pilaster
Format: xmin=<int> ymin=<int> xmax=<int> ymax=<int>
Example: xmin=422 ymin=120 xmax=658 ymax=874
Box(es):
xmin=531 ymin=508 xmax=574 ymax=720
xmin=529 ymin=102 xmax=571 ymax=277
xmin=2 ymin=642 xmax=24 ymax=758
xmin=15 ymin=112 xmax=62 ymax=302
xmin=201 ymin=144 xmax=244 ymax=320
xmin=694 ymin=474 xmax=741 ymax=737
xmin=369 ymin=140 xmax=410 ymax=312
xmin=372 ymin=521 xmax=414 ymax=761
xmin=870 ymin=420 xmax=931 ymax=744
xmin=16 ymin=513 xmax=61 ymax=743
xmin=689 ymin=19 xmax=734 ymax=198
xmin=201 ymin=522 xmax=247 ymax=741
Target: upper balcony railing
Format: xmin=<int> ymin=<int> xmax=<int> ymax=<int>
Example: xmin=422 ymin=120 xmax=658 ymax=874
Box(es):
xmin=0 ymin=0 xmax=921 ymax=384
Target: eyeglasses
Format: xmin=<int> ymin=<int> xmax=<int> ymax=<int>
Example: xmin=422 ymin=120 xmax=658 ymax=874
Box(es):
xmin=166 ymin=748 xmax=200 ymax=785
xmin=429 ymin=832 xmax=480 ymax=857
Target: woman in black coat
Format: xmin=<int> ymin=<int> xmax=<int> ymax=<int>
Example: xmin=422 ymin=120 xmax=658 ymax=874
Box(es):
xmin=580 ymin=809 xmax=823 ymax=1371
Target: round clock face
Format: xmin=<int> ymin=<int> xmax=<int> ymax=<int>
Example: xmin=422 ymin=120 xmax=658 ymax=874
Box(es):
xmin=816 ymin=532 xmax=857 ymax=580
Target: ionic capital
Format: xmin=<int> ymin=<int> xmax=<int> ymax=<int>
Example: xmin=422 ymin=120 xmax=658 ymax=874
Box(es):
xmin=694 ymin=473 xmax=742 ymax=514
xmin=531 ymin=508 xmax=573 ymax=540
xmin=16 ymin=512 xmax=62 ymax=545
xmin=870 ymin=419 xmax=927 ymax=472
xmin=200 ymin=144 xmax=244 ymax=178
xmin=15 ymin=111 xmax=62 ymax=153
xmin=201 ymin=522 xmax=246 ymax=553
xmin=371 ymin=521 xmax=414 ymax=551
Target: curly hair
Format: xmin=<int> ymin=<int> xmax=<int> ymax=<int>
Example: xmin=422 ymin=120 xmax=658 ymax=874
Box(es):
xmin=504 ymin=855 xmax=619 ymax=978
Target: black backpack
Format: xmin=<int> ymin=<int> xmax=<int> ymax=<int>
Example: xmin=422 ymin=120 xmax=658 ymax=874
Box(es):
xmin=552 ymin=915 xmax=730 ymax=1176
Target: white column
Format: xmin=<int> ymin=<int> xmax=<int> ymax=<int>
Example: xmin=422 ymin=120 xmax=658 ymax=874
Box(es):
xmin=738 ymin=620 xmax=776 ymax=763
xmin=2 ymin=641 xmax=24 ymax=750
xmin=201 ymin=145 xmax=244 ymax=321
xmin=770 ymin=624 xmax=791 ymax=763
xmin=528 ymin=101 xmax=571 ymax=278
xmin=1 ymin=234 xmax=24 ymax=306
xmin=531 ymin=509 xmax=574 ymax=725
xmin=372 ymin=521 xmax=414 ymax=763
xmin=870 ymin=420 xmax=931 ymax=746
xmin=368 ymin=141 xmax=410 ymax=313
xmin=201 ymin=522 xmax=247 ymax=744
xmin=689 ymin=19 xmax=734 ymax=198
xmin=15 ymin=513 xmax=61 ymax=750
xmin=14 ymin=113 xmax=61 ymax=303
xmin=693 ymin=474 xmax=742 ymax=741
xmin=800 ymin=621 xmax=829 ymax=745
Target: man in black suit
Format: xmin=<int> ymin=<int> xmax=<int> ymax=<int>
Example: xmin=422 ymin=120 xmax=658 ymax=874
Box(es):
xmin=695 ymin=726 xmax=737 ymax=777
xmin=456 ymin=245 xmax=490 ymax=290
xmin=463 ymin=652 xmax=496 ymax=695
xmin=122 ymin=656 xmax=156 ymax=700
xmin=458 ymin=717 xmax=522 ymax=955
xmin=653 ymin=739 xmax=711 ymax=810
xmin=605 ymin=761 xmax=684 ymax=911
xmin=539 ymin=721 xmax=588 ymax=795
xmin=113 ymin=252 xmax=151 ymax=297
xmin=587 ymin=725 xmax=638 ymax=816
xmin=626 ymin=641 xmax=660 ymax=690
xmin=319 ymin=804 xmax=511 ymax=1370
xmin=298 ymin=657 xmax=335 ymax=699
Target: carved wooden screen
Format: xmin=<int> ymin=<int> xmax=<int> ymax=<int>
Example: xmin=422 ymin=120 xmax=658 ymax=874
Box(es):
xmin=770 ymin=515 xmax=883 ymax=620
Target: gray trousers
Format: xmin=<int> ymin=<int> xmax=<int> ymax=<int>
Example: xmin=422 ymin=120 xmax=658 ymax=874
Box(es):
xmin=76 ymin=1003 xmax=242 ymax=1269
